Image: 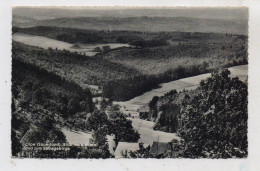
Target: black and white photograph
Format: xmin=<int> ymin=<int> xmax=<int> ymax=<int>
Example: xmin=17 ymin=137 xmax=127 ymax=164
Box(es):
xmin=11 ymin=6 xmax=248 ymax=159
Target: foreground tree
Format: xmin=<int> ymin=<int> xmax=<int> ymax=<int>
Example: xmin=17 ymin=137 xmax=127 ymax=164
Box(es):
xmin=175 ymin=69 xmax=247 ymax=158
xmin=88 ymin=127 xmax=111 ymax=158
xmin=108 ymin=111 xmax=140 ymax=146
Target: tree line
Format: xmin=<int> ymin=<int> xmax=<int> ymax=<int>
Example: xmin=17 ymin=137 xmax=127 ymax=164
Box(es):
xmin=102 ymin=63 xmax=210 ymax=101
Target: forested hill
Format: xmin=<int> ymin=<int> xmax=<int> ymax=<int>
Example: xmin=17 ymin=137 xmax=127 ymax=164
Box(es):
xmin=13 ymin=16 xmax=248 ymax=35
xmin=12 ymin=58 xmax=94 ymax=116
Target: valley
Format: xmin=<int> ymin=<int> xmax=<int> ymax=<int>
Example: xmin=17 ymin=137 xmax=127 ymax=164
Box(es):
xmin=11 ymin=7 xmax=248 ymax=158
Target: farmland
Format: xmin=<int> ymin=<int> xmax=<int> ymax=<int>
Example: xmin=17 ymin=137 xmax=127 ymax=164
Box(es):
xmin=13 ymin=33 xmax=132 ymax=56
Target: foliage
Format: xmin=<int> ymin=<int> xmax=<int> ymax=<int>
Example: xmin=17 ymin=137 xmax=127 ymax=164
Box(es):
xmin=13 ymin=27 xmax=247 ymax=101
xmin=13 ymin=26 xmax=248 ymax=101
xmin=68 ymin=98 xmax=81 ymax=114
xmin=27 ymin=116 xmax=66 ymax=143
xmin=140 ymin=89 xmax=182 ymax=130
xmin=149 ymin=96 xmax=159 ymax=109
xmin=87 ymin=110 xmax=109 ymax=131
xmin=108 ymin=111 xmax=140 ymax=146
xmin=37 ymin=116 xmax=55 ymax=131
xmin=129 ymin=38 xmax=169 ymax=47
xmin=153 ymin=103 xmax=180 ymax=132
xmin=25 ymin=128 xmax=66 ymax=144
xmin=89 ymin=127 xmax=111 ymax=158
xmin=102 ymin=75 xmax=160 ymax=101
xmin=87 ymin=108 xmax=140 ymax=147
xmin=11 ymin=56 xmax=94 ymax=156
xmin=11 ymin=130 xmax=22 ymax=156
xmin=90 ymin=127 xmax=109 ymax=147
xmin=12 ymin=58 xmax=93 ymax=117
xmin=56 ymin=32 xmax=103 ymax=44
xmin=175 ymin=69 xmax=248 ymax=158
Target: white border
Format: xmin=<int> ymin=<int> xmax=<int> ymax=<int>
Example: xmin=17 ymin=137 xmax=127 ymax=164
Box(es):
xmin=1 ymin=0 xmax=260 ymax=171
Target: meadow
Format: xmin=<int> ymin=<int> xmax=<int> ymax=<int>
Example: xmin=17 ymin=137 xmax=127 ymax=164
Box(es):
xmin=13 ymin=33 xmax=132 ymax=56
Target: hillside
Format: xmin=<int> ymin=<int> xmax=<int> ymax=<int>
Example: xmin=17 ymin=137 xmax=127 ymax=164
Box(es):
xmin=11 ymin=57 xmax=95 ymax=156
xmin=12 ymin=26 xmax=248 ymax=101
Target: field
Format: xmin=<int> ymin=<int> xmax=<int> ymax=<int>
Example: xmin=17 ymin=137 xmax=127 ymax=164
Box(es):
xmin=13 ymin=33 xmax=132 ymax=56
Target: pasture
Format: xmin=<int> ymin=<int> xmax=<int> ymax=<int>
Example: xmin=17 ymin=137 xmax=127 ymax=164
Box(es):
xmin=13 ymin=33 xmax=132 ymax=56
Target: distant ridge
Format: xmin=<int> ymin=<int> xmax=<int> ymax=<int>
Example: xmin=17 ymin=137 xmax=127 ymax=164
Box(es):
xmin=12 ymin=15 xmax=36 ymax=24
xmin=13 ymin=16 xmax=248 ymax=35
xmin=13 ymin=7 xmax=248 ymax=20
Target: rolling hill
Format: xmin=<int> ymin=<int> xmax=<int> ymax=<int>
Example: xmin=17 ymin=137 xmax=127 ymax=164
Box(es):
xmin=13 ymin=16 xmax=248 ymax=35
